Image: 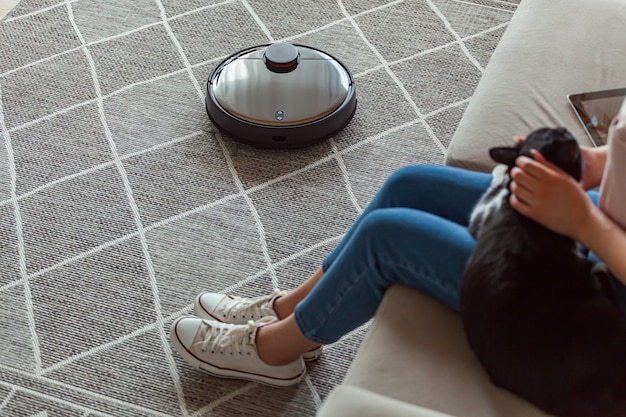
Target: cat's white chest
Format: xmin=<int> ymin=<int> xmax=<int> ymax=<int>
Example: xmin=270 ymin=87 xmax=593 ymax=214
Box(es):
xmin=469 ymin=164 xmax=510 ymax=239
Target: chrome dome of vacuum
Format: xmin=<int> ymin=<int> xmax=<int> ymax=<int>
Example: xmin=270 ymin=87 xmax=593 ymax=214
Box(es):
xmin=205 ymin=43 xmax=357 ymax=148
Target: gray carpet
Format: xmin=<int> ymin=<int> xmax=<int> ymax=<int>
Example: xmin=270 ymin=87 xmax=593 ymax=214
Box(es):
xmin=0 ymin=0 xmax=517 ymax=415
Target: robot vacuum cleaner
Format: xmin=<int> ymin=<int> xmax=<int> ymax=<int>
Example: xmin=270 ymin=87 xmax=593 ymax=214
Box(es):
xmin=205 ymin=42 xmax=357 ymax=149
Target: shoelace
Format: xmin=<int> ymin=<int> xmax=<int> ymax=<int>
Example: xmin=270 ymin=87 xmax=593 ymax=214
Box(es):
xmin=201 ymin=316 xmax=276 ymax=355
xmin=220 ymin=290 xmax=284 ymax=321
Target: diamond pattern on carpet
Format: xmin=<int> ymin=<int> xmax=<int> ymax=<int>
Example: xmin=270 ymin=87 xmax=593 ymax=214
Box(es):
xmin=0 ymin=0 xmax=517 ymax=414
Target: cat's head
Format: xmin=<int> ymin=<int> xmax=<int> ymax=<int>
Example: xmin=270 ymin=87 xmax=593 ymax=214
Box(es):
xmin=488 ymin=127 xmax=582 ymax=181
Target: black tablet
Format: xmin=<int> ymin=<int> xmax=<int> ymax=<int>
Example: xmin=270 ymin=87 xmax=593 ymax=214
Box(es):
xmin=567 ymin=87 xmax=626 ymax=146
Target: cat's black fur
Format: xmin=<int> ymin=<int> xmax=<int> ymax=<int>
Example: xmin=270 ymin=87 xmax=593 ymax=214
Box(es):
xmin=460 ymin=127 xmax=626 ymax=417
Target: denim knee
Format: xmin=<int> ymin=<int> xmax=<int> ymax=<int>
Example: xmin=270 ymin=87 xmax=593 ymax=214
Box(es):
xmin=380 ymin=165 xmax=429 ymax=194
xmin=322 ymin=208 xmax=391 ymax=272
xmin=384 ymin=164 xmax=459 ymax=188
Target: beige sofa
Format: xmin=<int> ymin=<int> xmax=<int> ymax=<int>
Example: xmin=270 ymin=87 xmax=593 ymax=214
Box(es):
xmin=317 ymin=0 xmax=626 ymax=416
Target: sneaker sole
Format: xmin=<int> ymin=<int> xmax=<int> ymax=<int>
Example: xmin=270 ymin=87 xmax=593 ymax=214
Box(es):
xmin=302 ymin=346 xmax=323 ymax=361
xmin=170 ymin=319 xmax=306 ymax=388
xmin=193 ymin=297 xmax=323 ymax=362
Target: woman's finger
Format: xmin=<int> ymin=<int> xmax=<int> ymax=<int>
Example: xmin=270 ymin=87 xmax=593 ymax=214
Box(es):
xmin=516 ymin=154 xmax=560 ymax=181
xmin=530 ymin=149 xmax=547 ymax=163
xmin=529 ymin=150 xmax=567 ymax=175
xmin=509 ymin=180 xmax=534 ymax=206
xmin=509 ymin=193 xmax=532 ymax=216
xmin=515 ymin=156 xmax=544 ymax=179
xmin=510 ymin=166 xmax=540 ymax=194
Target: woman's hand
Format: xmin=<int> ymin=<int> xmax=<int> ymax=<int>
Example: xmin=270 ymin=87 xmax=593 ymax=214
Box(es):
xmin=509 ymin=143 xmax=626 ymax=286
xmin=513 ymin=136 xmax=606 ymax=190
xmin=509 ymin=150 xmax=597 ymax=241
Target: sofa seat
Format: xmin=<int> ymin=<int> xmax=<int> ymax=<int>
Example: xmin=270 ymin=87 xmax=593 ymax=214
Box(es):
xmin=317 ymin=285 xmax=548 ymax=417
xmin=319 ymin=385 xmax=456 ymax=417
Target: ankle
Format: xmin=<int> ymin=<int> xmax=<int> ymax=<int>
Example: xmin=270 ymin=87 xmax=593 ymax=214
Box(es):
xmin=272 ymin=295 xmax=293 ymax=320
xmin=256 ymin=326 xmax=300 ymax=366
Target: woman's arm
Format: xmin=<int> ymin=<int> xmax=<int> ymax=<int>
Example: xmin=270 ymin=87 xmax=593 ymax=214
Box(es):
xmin=579 ymin=145 xmax=607 ymax=190
xmin=509 ymin=151 xmax=626 ymax=285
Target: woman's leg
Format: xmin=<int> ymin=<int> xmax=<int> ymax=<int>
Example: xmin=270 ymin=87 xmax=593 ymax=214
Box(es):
xmin=322 ymin=164 xmax=490 ymax=269
xmin=258 ymin=206 xmax=478 ymax=365
xmin=273 ymin=164 xmax=492 ymax=317
xmin=273 ymin=269 xmax=323 ymax=319
xmin=174 ymin=165 xmax=491 ymax=379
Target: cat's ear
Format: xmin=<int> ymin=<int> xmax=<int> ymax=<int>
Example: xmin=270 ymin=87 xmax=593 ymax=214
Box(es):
xmin=489 ymin=147 xmax=518 ymax=167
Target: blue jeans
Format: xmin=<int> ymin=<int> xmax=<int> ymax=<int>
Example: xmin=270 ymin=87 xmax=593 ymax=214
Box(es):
xmin=293 ymin=164 xmax=625 ymax=345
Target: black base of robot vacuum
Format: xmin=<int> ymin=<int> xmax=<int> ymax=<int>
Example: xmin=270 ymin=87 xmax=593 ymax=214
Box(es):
xmin=205 ymin=97 xmax=357 ymax=149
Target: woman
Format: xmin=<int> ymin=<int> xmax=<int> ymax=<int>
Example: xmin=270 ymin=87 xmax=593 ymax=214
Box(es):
xmin=169 ymin=142 xmax=626 ymax=387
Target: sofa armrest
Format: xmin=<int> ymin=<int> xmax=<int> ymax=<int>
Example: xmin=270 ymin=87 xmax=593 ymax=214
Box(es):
xmin=317 ymin=386 xmax=457 ymax=417
xmin=445 ymin=0 xmax=626 ymax=172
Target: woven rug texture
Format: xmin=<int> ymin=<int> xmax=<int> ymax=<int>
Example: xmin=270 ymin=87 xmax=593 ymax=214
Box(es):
xmin=0 ymin=0 xmax=517 ymax=415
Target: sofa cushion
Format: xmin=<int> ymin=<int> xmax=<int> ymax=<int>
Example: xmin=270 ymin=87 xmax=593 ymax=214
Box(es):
xmin=445 ymin=0 xmax=626 ymax=172
xmin=317 ymin=385 xmax=456 ymax=417
xmin=340 ymin=284 xmax=549 ymax=417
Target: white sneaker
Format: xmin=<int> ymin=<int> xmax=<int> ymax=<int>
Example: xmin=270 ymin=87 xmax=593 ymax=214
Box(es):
xmin=194 ymin=290 xmax=284 ymax=323
xmin=194 ymin=290 xmax=323 ymax=361
xmin=170 ymin=316 xmax=306 ymax=387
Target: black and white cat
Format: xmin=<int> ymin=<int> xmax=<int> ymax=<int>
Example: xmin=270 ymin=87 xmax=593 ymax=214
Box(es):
xmin=460 ymin=127 xmax=626 ymax=417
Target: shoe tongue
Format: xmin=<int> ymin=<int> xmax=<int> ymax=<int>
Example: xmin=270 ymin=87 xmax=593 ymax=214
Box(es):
xmin=220 ymin=322 xmax=255 ymax=348
xmin=247 ymin=316 xmax=277 ymax=345
xmin=218 ymin=295 xmax=241 ymax=309
xmin=192 ymin=326 xmax=207 ymax=346
xmin=194 ymin=321 xmax=210 ymax=345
